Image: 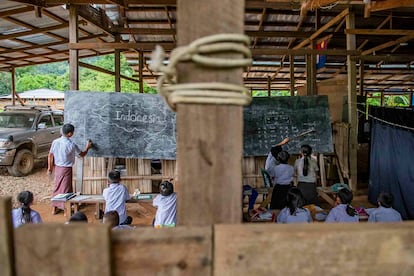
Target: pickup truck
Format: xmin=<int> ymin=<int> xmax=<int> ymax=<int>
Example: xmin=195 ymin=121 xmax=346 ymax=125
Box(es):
xmin=0 ymin=105 xmax=64 ymax=176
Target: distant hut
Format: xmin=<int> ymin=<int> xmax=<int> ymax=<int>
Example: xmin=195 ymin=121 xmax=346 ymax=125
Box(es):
xmin=0 ymin=88 xmax=65 ymax=110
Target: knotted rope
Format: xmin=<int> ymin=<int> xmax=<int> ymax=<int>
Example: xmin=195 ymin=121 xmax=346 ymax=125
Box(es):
xmin=149 ymin=33 xmax=252 ymax=111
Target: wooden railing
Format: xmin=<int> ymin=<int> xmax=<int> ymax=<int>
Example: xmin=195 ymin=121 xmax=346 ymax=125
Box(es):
xmin=2 ymin=197 xmax=414 ymax=276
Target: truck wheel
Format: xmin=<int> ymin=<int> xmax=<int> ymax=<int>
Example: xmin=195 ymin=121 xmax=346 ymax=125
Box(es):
xmin=7 ymin=149 xmax=34 ymax=177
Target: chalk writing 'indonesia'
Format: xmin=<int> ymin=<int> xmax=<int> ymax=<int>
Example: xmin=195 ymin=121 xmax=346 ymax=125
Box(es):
xmin=115 ymin=110 xmax=166 ymax=124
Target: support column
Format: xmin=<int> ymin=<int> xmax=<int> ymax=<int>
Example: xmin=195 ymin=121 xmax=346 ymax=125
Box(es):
xmin=11 ymin=68 xmax=15 ymax=106
xmin=359 ymin=59 xmax=364 ymax=96
xmin=139 ymin=51 xmax=144 ymax=93
xmin=346 ymin=10 xmax=358 ymax=191
xmin=289 ymin=55 xmax=295 ymax=96
xmin=267 ymin=76 xmax=271 ymax=96
xmin=69 ymin=5 xmax=79 ymax=90
xmin=176 ymin=0 xmax=244 ymax=225
xmin=115 ymin=35 xmax=121 ymax=92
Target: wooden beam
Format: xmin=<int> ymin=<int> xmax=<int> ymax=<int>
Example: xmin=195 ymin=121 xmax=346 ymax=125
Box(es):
xmin=69 ymin=4 xmax=79 ymax=90
xmin=77 ymin=4 xmax=115 ymax=36
xmin=115 ymin=35 xmax=121 ymax=92
xmin=139 ymin=51 xmax=144 ymax=93
xmin=289 ymin=55 xmax=295 ymax=96
xmin=0 ymin=6 xmax=34 ymax=17
xmin=0 ymin=23 xmax=68 ymax=41
xmin=79 ymin=61 xmax=139 ymax=83
xmin=362 ymin=34 xmax=414 ymax=56
xmin=176 ymin=0 xmax=244 ymax=225
xmin=294 ymin=8 xmax=349 ymax=49
xmin=346 ymin=10 xmax=358 ymax=191
xmin=368 ymin=0 xmax=414 ymax=12
xmin=68 ymin=42 xmax=175 ymax=50
xmin=346 ymin=29 xmax=414 ymax=36
xmin=113 ymin=27 xmax=314 ymax=38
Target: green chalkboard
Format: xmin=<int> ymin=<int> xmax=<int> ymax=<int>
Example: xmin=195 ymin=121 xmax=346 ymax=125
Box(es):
xmin=243 ymin=96 xmax=333 ymax=155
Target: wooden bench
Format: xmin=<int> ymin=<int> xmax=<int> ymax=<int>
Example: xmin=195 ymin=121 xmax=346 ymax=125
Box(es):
xmin=65 ymin=194 xmax=158 ymax=219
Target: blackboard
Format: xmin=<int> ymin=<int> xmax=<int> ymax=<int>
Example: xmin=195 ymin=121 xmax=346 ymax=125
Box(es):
xmin=243 ymin=96 xmax=333 ymax=155
xmin=65 ymin=92 xmax=332 ymax=159
xmin=65 ymin=91 xmax=176 ymax=160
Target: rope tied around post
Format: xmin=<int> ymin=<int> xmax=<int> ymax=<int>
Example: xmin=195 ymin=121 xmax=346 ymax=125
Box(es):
xmin=149 ymin=33 xmax=253 ymax=111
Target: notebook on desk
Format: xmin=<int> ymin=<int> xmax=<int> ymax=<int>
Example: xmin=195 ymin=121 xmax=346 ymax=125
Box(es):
xmin=51 ymin=193 xmax=77 ymax=201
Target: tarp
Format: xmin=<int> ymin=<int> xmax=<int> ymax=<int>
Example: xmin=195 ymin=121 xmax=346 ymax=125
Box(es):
xmin=369 ymin=107 xmax=414 ymax=219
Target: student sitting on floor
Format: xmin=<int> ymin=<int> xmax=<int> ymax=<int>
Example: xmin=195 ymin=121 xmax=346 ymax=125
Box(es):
xmin=103 ymin=210 xmax=134 ymax=230
xmin=153 ymin=181 xmax=177 ymax=228
xmin=12 ymin=190 xmax=42 ymax=228
xmin=368 ymin=192 xmax=402 ymax=222
xmin=325 ymin=188 xmax=359 ymax=223
xmin=103 ymin=170 xmax=133 ymax=225
xmin=277 ymin=187 xmax=312 ymax=224
xmin=67 ymin=211 xmax=88 ymax=223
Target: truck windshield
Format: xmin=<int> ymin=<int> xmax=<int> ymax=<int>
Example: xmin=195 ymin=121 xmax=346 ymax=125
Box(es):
xmin=0 ymin=113 xmax=35 ymax=128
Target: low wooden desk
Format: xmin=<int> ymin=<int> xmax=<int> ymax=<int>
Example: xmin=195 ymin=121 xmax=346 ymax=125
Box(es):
xmin=65 ymin=194 xmax=158 ymax=219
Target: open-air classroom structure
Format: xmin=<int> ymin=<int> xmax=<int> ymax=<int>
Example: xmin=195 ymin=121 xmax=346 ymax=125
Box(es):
xmin=1 ymin=0 xmax=414 ymax=275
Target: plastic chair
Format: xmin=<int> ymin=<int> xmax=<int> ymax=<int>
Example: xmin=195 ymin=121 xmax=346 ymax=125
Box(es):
xmin=261 ymin=168 xmax=273 ymax=188
xmin=260 ymin=168 xmax=273 ymax=208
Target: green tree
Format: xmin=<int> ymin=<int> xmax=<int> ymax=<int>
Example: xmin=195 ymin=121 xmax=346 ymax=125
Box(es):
xmin=0 ymin=71 xmax=11 ymax=95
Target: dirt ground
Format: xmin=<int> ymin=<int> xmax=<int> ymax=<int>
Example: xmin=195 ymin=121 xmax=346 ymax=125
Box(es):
xmin=0 ymin=161 xmax=156 ymax=226
xmin=1 ymin=162 xmax=375 ymax=225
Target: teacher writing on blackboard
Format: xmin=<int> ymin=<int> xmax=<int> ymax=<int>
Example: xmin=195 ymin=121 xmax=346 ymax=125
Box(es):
xmin=47 ymin=123 xmax=93 ymax=215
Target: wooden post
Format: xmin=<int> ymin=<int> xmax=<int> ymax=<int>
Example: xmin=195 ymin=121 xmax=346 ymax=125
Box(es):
xmin=0 ymin=197 xmax=14 ymax=276
xmin=115 ymin=35 xmax=121 ymax=92
xmin=69 ymin=4 xmax=79 ymax=90
xmin=267 ymin=76 xmax=271 ymax=96
xmin=139 ymin=51 xmax=144 ymax=93
xmin=289 ymin=55 xmax=295 ymax=96
xmin=176 ymin=0 xmax=245 ymax=225
xmin=319 ymin=153 xmax=326 ymax=188
xmin=359 ymin=59 xmax=364 ymax=96
xmin=346 ymin=10 xmax=358 ymax=191
xmin=11 ymin=68 xmax=15 ymax=106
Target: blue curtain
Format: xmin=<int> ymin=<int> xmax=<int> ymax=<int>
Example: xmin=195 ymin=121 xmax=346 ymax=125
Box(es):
xmin=369 ymin=121 xmax=414 ymax=219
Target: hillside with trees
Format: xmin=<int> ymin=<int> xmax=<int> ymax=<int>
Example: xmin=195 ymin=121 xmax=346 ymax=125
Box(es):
xmin=0 ymin=54 xmax=156 ymax=95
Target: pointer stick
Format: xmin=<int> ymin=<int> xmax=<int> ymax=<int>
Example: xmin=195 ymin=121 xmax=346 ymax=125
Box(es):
xmin=290 ymin=128 xmax=315 ymax=140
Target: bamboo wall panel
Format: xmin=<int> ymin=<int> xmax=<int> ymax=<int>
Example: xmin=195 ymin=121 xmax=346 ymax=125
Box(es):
xmin=126 ymin=158 xmax=152 ymax=193
xmin=162 ymin=159 xmax=177 ymax=192
xmin=82 ymin=157 xmax=108 ymax=194
xmin=76 ymin=157 xmax=267 ymax=195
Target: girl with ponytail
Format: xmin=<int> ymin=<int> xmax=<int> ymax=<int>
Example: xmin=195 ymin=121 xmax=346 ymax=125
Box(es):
xmin=325 ymin=188 xmax=359 ymax=223
xmin=294 ymin=144 xmax=319 ymax=205
xmin=12 ymin=191 xmax=42 ymax=228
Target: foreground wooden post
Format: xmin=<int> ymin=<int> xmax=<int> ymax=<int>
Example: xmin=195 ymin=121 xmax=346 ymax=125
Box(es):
xmin=346 ymin=10 xmax=358 ymax=190
xmin=0 ymin=197 xmax=14 ymax=276
xmin=176 ymin=0 xmax=245 ymax=225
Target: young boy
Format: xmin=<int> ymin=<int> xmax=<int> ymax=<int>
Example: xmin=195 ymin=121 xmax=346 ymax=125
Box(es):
xmin=368 ymin=192 xmax=402 ymax=222
xmin=103 ymin=210 xmax=134 ymax=230
xmin=153 ymin=181 xmax=177 ymax=228
xmin=103 ymin=170 xmax=133 ymax=225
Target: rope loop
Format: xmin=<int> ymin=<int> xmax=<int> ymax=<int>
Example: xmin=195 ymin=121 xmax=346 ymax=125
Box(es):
xmin=150 ymin=33 xmax=252 ymax=111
